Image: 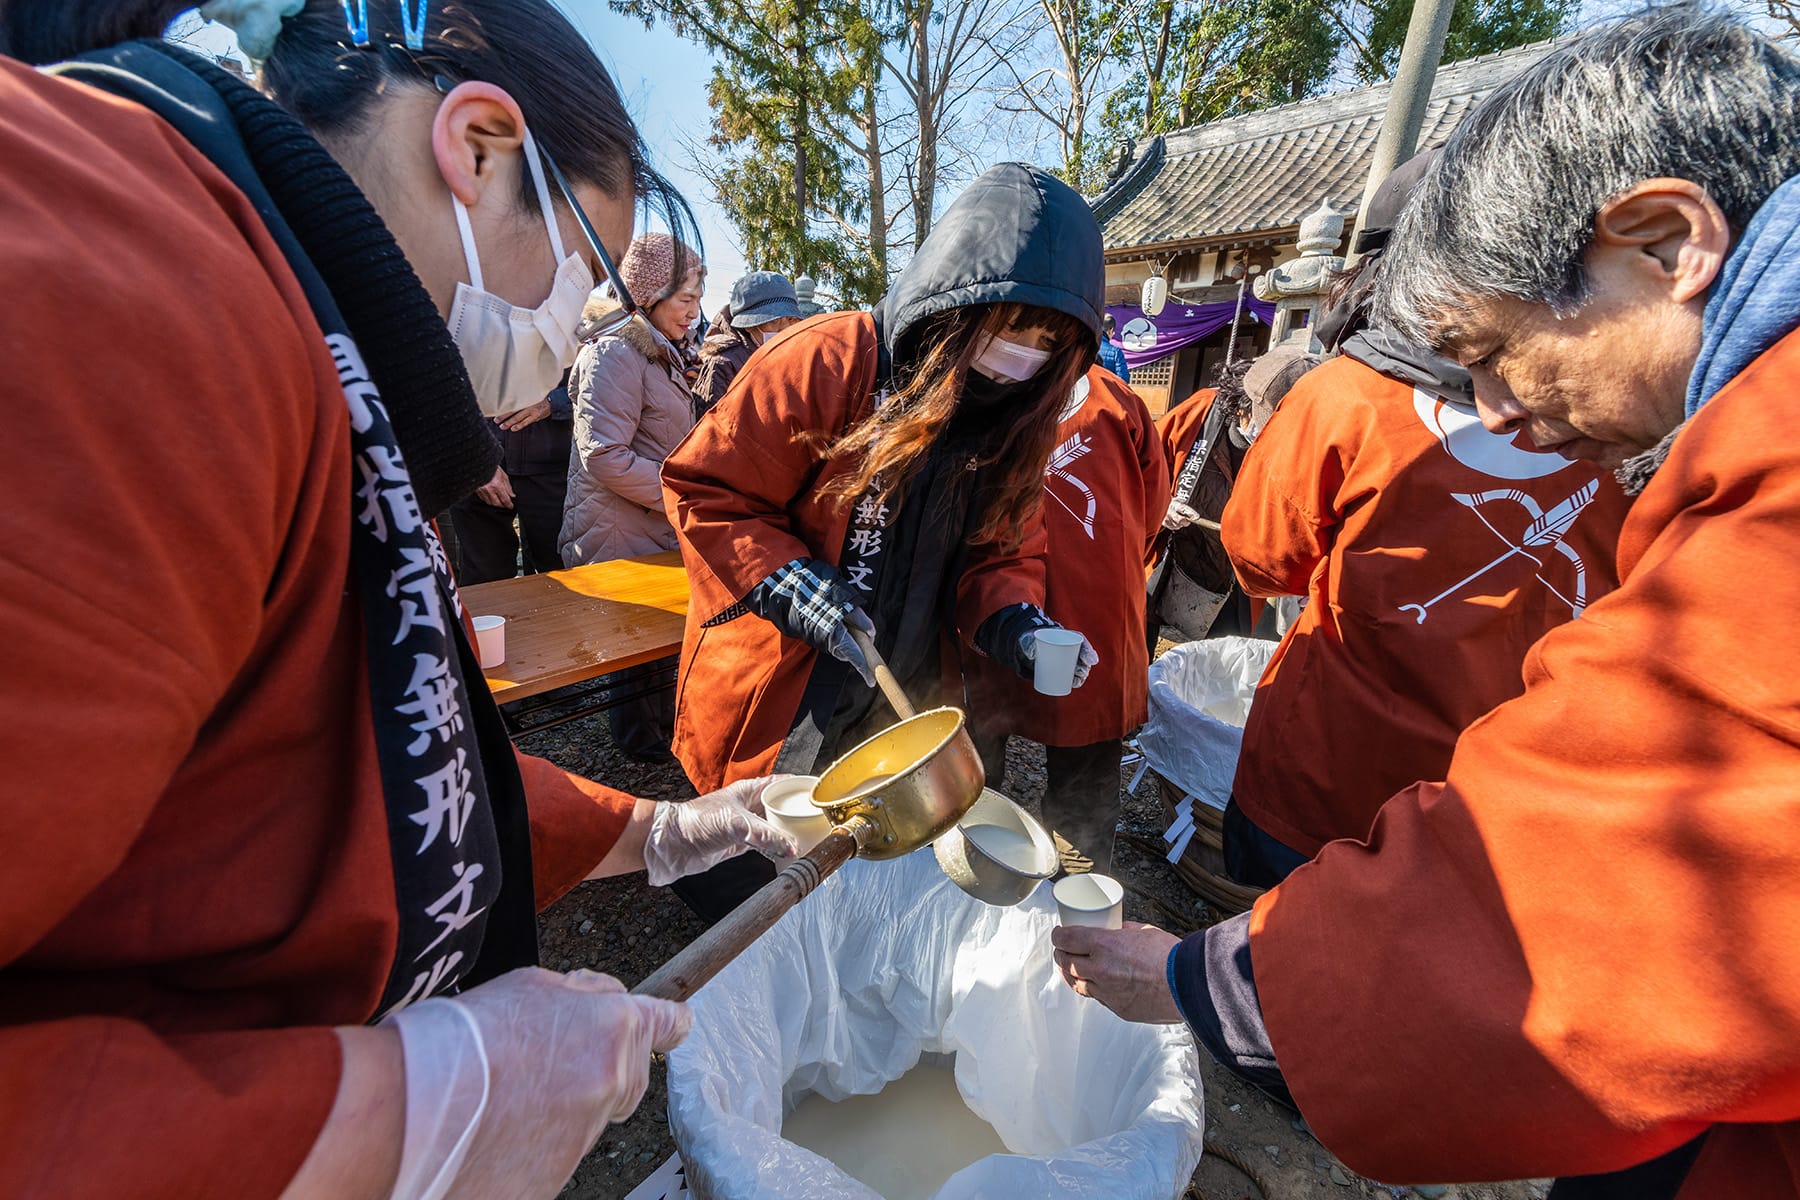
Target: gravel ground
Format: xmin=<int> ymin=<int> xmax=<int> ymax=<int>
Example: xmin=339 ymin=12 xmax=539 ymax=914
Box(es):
xmin=523 ymin=710 xmax=1544 ymax=1200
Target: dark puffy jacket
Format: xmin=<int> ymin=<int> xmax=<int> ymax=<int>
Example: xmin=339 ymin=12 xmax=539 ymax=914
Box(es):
xmin=692 ymin=307 xmax=756 ymax=417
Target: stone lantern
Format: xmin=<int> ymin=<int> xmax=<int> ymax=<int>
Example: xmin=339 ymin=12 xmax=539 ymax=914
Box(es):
xmin=794 ymin=274 xmax=827 ymax=318
xmin=1254 ymin=198 xmax=1347 ymax=352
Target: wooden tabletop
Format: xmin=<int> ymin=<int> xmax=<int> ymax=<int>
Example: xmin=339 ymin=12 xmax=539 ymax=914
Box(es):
xmin=462 ymin=550 xmax=690 ymax=703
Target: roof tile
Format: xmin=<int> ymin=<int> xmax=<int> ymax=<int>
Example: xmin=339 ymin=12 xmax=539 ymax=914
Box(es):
xmin=1100 ymin=39 xmax=1561 ymax=254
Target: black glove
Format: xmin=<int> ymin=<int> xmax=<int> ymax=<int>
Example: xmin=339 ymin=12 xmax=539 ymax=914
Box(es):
xmin=975 ymin=604 xmax=1098 ymax=687
xmin=745 ymin=559 xmax=876 ymax=685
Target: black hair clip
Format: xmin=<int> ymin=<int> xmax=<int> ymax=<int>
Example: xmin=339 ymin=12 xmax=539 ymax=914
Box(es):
xmin=341 ymin=0 xmax=370 ymax=47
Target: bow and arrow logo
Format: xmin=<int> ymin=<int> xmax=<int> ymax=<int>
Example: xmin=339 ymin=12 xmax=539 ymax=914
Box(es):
xmin=1397 ymin=390 xmax=1601 ymax=624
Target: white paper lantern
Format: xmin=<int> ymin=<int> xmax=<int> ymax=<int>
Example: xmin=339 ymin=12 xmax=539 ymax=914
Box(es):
xmin=1140 ymin=273 xmax=1168 ymax=317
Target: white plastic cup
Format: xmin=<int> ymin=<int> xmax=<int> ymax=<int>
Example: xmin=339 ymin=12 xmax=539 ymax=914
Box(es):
xmin=472 ymin=614 xmax=507 ymax=670
xmin=1032 ymin=628 xmax=1085 ymax=697
xmin=1053 ymin=873 xmax=1124 ymax=930
xmin=760 ymin=776 xmax=831 ymax=864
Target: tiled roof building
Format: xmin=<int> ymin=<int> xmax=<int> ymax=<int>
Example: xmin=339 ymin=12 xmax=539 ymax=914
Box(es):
xmin=1094 ymin=38 xmax=1558 ymax=410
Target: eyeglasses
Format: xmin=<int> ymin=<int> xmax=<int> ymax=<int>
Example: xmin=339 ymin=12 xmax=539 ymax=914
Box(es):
xmin=425 ymin=72 xmax=640 ymax=339
xmin=538 ymin=143 xmax=640 ymax=340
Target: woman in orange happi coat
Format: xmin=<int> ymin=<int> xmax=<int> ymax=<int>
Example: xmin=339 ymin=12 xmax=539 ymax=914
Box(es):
xmin=1208 ymin=150 xmax=1629 ymax=886
xmin=961 ymin=365 xmax=1170 ymax=874
xmin=0 ymin=2 xmax=792 ymax=1197
xmin=1217 ymin=345 xmax=1630 ymax=880
xmin=1149 ymin=350 xmax=1324 ymax=648
xmin=661 ymin=164 xmax=1107 ymax=916
xmin=1054 ymin=13 xmax=1800 ymax=1199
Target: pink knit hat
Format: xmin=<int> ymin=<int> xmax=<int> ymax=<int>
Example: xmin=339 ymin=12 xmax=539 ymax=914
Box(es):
xmin=618 ymin=232 xmax=704 ymax=305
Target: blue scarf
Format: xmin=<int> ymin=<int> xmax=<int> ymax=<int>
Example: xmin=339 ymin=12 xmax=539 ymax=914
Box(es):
xmin=1687 ymin=174 xmax=1800 ymax=417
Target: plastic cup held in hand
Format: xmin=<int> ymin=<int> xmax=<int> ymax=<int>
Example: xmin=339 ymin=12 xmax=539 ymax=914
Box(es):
xmin=760 ymin=776 xmax=830 ymax=865
xmin=472 ymin=614 xmax=506 ymax=669
xmin=1032 ymin=628 xmax=1085 ymax=696
xmin=1054 ymin=873 xmax=1124 ymax=929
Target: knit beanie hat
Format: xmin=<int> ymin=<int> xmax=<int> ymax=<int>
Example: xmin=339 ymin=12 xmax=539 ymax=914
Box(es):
xmin=618 ymin=232 xmax=703 ymax=306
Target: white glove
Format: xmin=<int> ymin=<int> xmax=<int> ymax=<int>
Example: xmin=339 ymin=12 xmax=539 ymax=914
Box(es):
xmin=384 ymin=967 xmax=691 ymax=1200
xmin=1024 ymin=629 xmax=1101 ymax=688
xmin=642 ymin=777 xmax=798 ymax=886
xmin=1163 ymin=499 xmax=1203 ymax=531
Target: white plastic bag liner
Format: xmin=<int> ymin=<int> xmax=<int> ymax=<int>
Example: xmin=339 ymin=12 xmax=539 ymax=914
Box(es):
xmin=1137 ymin=636 xmax=1277 ymax=809
xmin=667 ymin=852 xmax=1205 ymax=1200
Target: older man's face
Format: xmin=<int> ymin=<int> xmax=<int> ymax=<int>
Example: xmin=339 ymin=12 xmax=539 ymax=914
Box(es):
xmin=1434 ymin=179 xmax=1729 ymax=471
xmin=1445 ymin=272 xmax=1700 ymax=471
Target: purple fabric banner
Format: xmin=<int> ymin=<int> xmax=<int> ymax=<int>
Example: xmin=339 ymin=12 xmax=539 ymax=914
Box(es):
xmin=1107 ymin=298 xmax=1277 ymax=369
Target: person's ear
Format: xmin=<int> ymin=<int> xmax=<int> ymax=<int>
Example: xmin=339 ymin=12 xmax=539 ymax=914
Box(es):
xmin=1593 ymin=179 xmax=1731 ymax=304
xmin=430 ymin=81 xmax=527 ymax=208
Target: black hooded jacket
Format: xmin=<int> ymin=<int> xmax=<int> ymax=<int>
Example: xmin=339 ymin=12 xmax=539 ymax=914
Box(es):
xmin=873 ymin=162 xmax=1103 ymax=376
xmin=810 ymin=163 xmax=1105 ymax=761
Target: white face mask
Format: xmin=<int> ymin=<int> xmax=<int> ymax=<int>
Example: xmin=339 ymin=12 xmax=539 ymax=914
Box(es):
xmin=446 ymin=128 xmax=595 ymax=418
xmin=971 ymin=333 xmax=1053 ymax=384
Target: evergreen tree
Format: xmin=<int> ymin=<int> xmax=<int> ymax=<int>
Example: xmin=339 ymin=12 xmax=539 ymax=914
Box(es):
xmin=611 ymin=0 xmax=885 ymax=301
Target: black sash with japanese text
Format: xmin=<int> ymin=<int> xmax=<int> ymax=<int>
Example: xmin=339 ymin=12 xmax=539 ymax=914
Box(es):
xmin=57 ymin=43 xmax=540 ymax=1016
xmin=336 ymin=337 xmax=522 ymax=1012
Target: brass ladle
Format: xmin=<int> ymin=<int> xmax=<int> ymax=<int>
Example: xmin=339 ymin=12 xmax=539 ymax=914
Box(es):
xmin=633 ymin=629 xmax=984 ymax=1001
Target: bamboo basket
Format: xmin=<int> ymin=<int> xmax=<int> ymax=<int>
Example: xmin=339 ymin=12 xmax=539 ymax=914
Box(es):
xmin=1155 ymin=774 xmax=1266 ymax=915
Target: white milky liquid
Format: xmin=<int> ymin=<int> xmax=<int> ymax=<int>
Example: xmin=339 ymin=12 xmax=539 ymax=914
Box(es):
xmin=960 ymin=823 xmax=1042 ymax=872
xmin=781 ymin=1065 xmax=1010 ymax=1199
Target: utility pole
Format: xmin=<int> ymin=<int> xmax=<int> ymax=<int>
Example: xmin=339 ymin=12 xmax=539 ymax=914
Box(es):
xmin=1348 ymin=0 xmax=1457 ymax=254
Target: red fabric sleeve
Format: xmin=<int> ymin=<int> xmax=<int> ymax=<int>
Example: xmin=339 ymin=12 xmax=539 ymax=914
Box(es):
xmin=1133 ymin=390 xmax=1174 ymax=562
xmin=956 ymin=511 xmax=1049 ymax=637
xmin=1221 ymin=371 xmax=1359 ymax=597
xmin=1155 ymin=388 xmax=1216 ymax=480
xmin=0 ymin=1022 xmax=339 ymax=1199
xmin=517 ymin=751 xmax=640 ymax=908
xmin=1246 ymin=348 xmax=1800 ymax=1186
xmin=661 ymin=313 xmax=879 ymax=620
xmin=0 ymin=63 xmax=352 ymax=1197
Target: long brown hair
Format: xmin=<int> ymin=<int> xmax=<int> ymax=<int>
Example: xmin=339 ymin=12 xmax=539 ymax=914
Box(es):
xmin=819 ymin=303 xmax=1095 ymax=550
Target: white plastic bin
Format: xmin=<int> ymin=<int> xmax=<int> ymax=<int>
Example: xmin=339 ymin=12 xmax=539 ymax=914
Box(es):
xmin=666 ymin=853 xmax=1205 ymax=1199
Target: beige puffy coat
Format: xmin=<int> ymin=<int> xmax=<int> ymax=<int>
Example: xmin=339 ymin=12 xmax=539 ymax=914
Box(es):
xmin=559 ymin=320 xmax=696 ymax=565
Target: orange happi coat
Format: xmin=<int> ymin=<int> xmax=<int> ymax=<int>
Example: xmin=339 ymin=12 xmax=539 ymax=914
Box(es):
xmin=963 ymin=367 xmax=1170 ymax=745
xmin=0 ymin=61 xmax=635 ymax=1199
xmin=661 ymin=311 xmax=1048 ymax=790
xmin=1157 ymin=387 xmax=1221 ymax=481
xmin=1248 ymin=327 xmax=1800 ymax=1197
xmin=1153 ymin=386 xmax=1255 ymax=613
xmin=1222 ymin=354 xmax=1629 ymax=856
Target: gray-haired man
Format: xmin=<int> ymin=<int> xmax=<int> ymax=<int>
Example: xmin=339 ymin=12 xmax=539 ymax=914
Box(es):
xmin=1053 ymin=10 xmax=1800 ymax=1197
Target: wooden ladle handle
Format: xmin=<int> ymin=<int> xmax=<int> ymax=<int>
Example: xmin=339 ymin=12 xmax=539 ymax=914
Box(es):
xmin=847 ymin=624 xmax=916 ymax=720
xmin=632 ymin=816 xmax=878 ymax=1002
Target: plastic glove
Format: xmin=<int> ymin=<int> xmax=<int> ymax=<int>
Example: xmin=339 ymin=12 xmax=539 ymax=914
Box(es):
xmin=384 ymin=967 xmax=690 ymax=1200
xmin=1162 ymin=499 xmax=1203 ymax=531
xmin=744 ymin=558 xmax=877 ymax=685
xmin=642 ymin=777 xmax=800 ymax=886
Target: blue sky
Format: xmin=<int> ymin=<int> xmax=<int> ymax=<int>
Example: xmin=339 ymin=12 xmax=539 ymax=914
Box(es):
xmin=560 ymin=3 xmax=748 ymax=316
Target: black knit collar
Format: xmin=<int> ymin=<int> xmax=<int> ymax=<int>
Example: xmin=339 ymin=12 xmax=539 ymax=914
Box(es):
xmin=143 ymin=42 xmax=500 ymax=518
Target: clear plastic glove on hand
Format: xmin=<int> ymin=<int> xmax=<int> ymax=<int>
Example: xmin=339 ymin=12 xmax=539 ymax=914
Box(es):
xmin=745 ymin=559 xmax=877 ymax=685
xmin=643 ymin=777 xmax=799 ymax=886
xmin=1162 ymin=499 xmax=1203 ymax=531
xmin=384 ymin=967 xmax=691 ymax=1200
